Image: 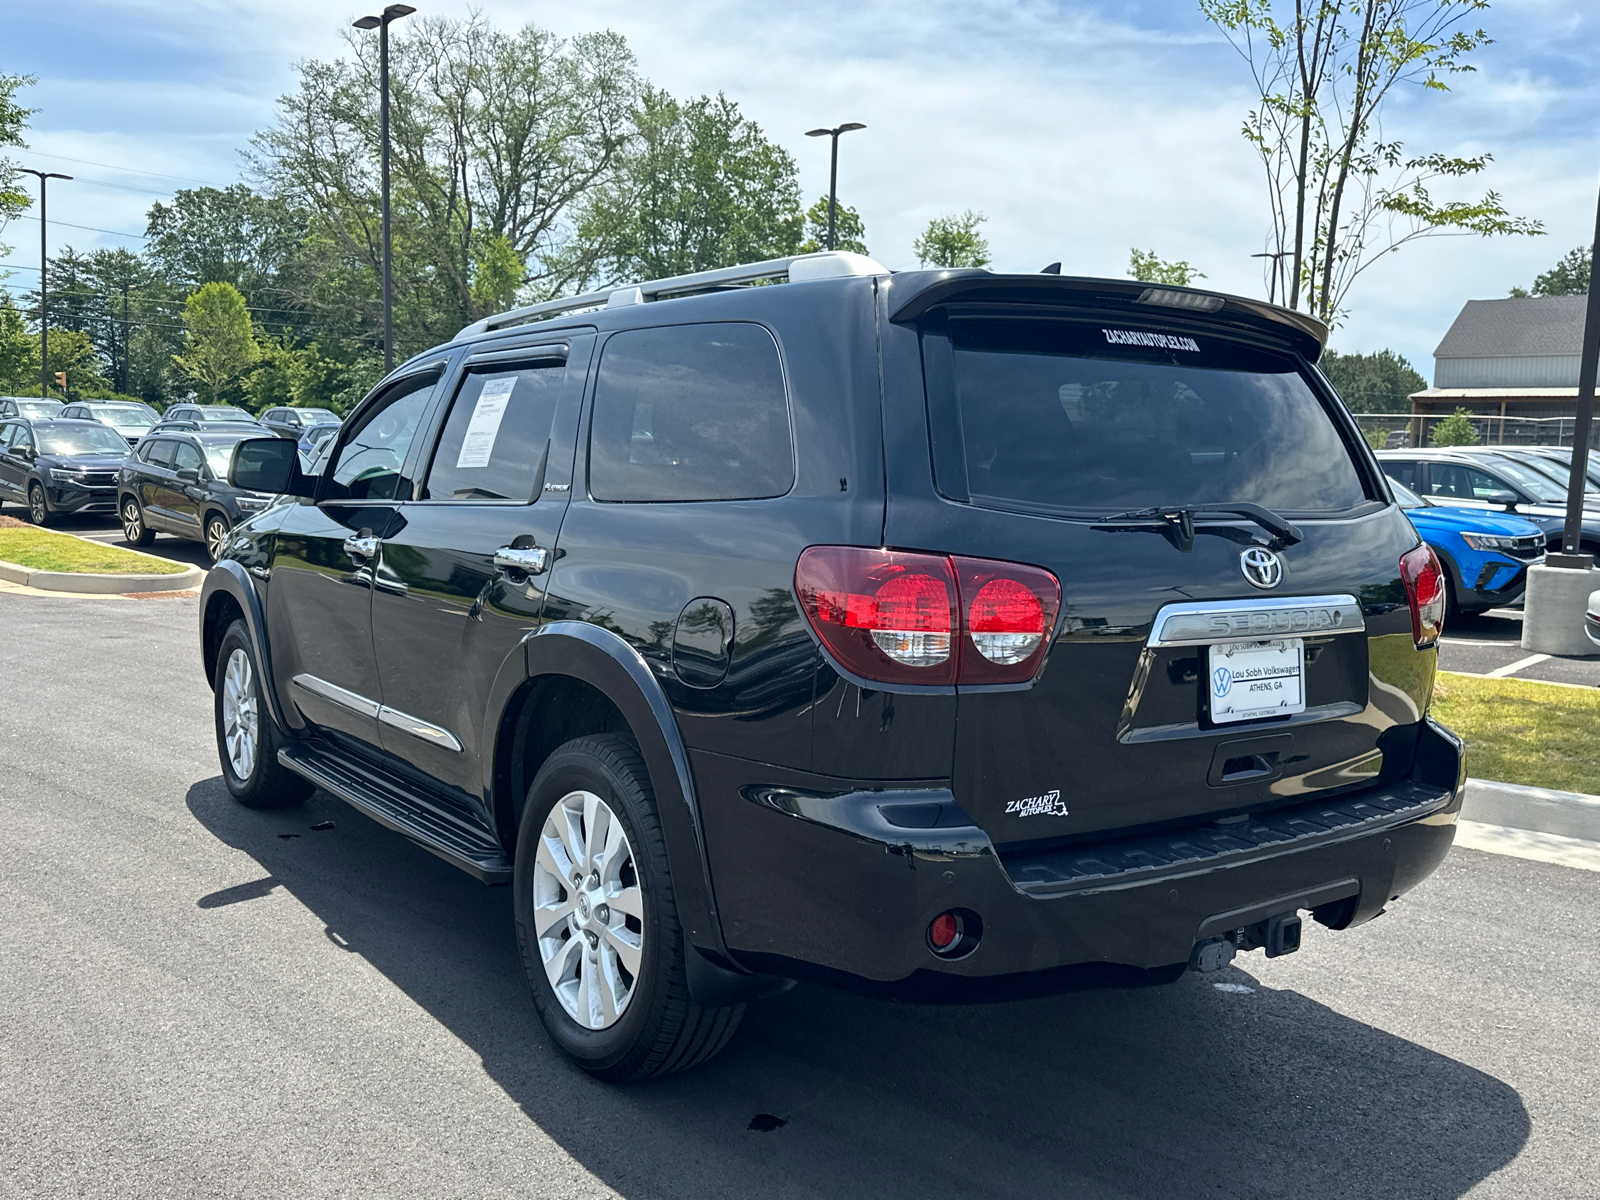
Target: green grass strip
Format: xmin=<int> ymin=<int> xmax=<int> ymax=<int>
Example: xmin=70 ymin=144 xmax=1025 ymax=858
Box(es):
xmin=0 ymin=528 xmax=188 ymax=576
xmin=1433 ymin=671 xmax=1600 ymax=797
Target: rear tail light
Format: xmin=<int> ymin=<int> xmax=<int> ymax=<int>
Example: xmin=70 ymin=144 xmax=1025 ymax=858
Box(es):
xmin=796 ymin=546 xmax=1061 ymax=685
xmin=1399 ymin=543 xmax=1446 ymax=648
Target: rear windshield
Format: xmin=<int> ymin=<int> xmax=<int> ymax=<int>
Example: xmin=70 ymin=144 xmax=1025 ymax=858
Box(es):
xmin=199 ymin=407 xmax=254 ymax=422
xmin=926 ymin=316 xmax=1370 ymax=516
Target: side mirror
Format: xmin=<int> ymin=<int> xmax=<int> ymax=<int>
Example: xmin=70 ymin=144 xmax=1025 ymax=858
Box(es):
xmin=1485 ymin=489 xmax=1518 ymax=510
xmin=231 ymin=437 xmax=315 ymax=498
xmin=177 ymin=467 xmax=201 ymax=483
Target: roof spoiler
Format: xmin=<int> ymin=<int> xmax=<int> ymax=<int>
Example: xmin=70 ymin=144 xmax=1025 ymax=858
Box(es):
xmin=886 ymin=271 xmax=1330 ymax=360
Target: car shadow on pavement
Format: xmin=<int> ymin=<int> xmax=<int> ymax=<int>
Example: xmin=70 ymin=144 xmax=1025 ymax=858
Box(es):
xmin=186 ymin=777 xmax=1529 ymax=1200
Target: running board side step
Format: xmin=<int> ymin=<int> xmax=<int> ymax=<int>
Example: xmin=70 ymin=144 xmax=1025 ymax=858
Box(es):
xmin=277 ymin=742 xmax=512 ymax=883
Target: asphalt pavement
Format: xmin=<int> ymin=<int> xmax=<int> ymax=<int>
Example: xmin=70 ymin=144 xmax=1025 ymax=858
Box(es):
xmin=1438 ymin=609 xmax=1600 ymax=688
xmin=2 ymin=582 xmax=1597 ymax=1199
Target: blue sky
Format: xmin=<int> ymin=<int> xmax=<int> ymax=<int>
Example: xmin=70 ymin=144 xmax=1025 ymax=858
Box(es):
xmin=3 ymin=0 xmax=1597 ymax=381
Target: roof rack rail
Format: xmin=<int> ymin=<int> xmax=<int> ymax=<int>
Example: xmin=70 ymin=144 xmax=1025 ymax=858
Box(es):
xmin=456 ymin=250 xmax=891 ymax=340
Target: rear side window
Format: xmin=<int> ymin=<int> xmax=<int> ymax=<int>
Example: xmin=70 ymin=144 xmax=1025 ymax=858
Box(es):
xmin=422 ymin=361 xmax=565 ymax=502
xmin=1382 ymin=461 xmax=1416 ymax=490
xmin=925 ymin=316 xmax=1370 ymax=516
xmin=589 ymin=323 xmax=793 ymax=503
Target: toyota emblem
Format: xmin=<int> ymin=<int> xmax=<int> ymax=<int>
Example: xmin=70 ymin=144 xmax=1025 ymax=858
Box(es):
xmin=1240 ymin=546 xmax=1284 ymax=589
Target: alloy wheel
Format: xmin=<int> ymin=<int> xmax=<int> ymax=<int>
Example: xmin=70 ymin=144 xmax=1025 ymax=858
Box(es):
xmin=122 ymin=501 xmax=143 ymax=543
xmin=206 ymin=517 xmax=229 ymax=562
xmin=221 ymin=647 xmax=259 ymax=780
xmin=28 ymin=485 xmax=46 ymax=525
xmin=532 ymin=790 xmax=645 ymax=1030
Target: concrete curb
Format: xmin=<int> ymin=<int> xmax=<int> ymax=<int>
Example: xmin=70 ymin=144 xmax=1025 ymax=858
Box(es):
xmin=1461 ymin=778 xmax=1600 ymax=844
xmin=0 ymin=527 xmax=203 ymax=594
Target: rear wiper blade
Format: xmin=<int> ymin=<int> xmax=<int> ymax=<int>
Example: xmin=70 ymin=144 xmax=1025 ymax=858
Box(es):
xmin=1093 ymin=502 xmax=1303 ymax=553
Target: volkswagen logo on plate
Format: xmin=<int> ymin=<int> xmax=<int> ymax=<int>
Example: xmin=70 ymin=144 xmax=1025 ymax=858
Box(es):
xmin=1240 ymin=546 xmax=1284 ymax=589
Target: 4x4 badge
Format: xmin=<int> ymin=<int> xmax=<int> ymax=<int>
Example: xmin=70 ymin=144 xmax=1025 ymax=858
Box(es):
xmin=1006 ymin=789 xmax=1069 ymax=818
xmin=1240 ymin=546 xmax=1284 ymax=589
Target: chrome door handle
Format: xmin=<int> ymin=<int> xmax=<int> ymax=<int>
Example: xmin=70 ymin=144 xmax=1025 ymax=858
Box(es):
xmin=493 ymin=545 xmax=549 ymax=574
xmin=343 ymin=534 xmax=381 ymax=559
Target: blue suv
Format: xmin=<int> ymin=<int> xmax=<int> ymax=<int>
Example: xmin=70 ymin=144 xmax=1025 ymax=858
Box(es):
xmin=1391 ymin=479 xmax=1544 ymax=615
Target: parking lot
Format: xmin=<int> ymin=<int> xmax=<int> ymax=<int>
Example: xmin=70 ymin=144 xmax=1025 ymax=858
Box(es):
xmin=1 ymin=573 xmax=1597 ymax=1198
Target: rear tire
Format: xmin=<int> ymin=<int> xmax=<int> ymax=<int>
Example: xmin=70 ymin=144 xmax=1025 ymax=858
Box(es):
xmin=213 ymin=619 xmax=311 ymax=810
xmin=204 ymin=512 xmax=231 ymax=564
xmin=121 ymin=496 xmax=156 ymax=547
xmin=513 ymin=734 xmax=744 ymax=1081
xmin=27 ymin=482 xmax=49 ymax=526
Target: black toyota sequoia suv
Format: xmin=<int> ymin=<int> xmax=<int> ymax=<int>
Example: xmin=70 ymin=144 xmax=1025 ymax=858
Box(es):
xmin=200 ymin=252 xmax=1464 ymax=1081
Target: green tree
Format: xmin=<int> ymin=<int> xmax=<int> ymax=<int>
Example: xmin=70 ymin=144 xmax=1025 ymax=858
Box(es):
xmin=174 ymin=282 xmax=260 ymax=403
xmin=913 ymin=210 xmax=990 ymax=268
xmin=252 ymin=15 xmax=641 ymax=351
xmin=798 ymin=195 xmax=868 ymax=255
xmin=1200 ymin=0 xmax=1542 ymax=325
xmin=470 ymin=234 xmax=526 ymax=314
xmin=1320 ymin=347 xmax=1427 ymax=412
xmin=0 ymin=293 xmax=33 ymax=388
xmin=244 ymin=331 xmax=311 ymax=412
xmin=572 ymin=89 xmax=803 ymax=285
xmin=1510 ymin=245 xmax=1590 ymax=298
xmin=1429 ymin=406 xmax=1479 ymax=446
xmin=1129 ymin=248 xmax=1205 ymax=285
xmin=0 ymin=73 xmax=36 ymax=260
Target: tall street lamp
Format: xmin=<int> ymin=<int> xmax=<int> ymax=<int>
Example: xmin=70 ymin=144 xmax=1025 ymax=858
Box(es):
xmin=804 ymin=123 xmax=865 ymax=252
xmin=353 ymin=3 xmax=416 ymax=374
xmin=19 ymin=168 xmax=72 ymax=400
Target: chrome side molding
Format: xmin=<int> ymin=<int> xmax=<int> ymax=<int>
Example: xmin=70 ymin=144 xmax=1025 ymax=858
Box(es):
xmin=1147 ymin=594 xmax=1364 ymax=648
xmin=291 ymin=673 xmax=463 ymax=753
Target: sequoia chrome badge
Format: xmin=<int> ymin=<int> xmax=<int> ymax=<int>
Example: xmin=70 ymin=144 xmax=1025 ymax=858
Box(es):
xmin=1239 ymin=546 xmax=1284 ymax=590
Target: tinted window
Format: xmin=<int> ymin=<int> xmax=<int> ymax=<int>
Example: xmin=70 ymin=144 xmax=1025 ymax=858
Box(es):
xmin=0 ymin=423 xmax=16 ymax=446
xmin=422 ymin=362 xmax=564 ymax=501
xmin=1425 ymin=463 xmax=1510 ymax=502
xmin=323 ymin=373 xmax=438 ymax=502
xmin=589 ymin=323 xmax=793 ymax=503
xmin=146 ymin=439 xmax=178 ymax=468
xmin=930 ymin=317 xmax=1369 ymax=516
xmin=1382 ymin=461 xmax=1417 ymax=490
xmin=174 ymin=442 xmax=204 ymax=473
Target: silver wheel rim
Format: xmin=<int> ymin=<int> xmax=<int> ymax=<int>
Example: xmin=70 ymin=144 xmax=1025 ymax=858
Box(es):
xmin=221 ymin=647 xmax=259 ymax=781
xmin=206 ymin=518 xmax=228 ymax=561
xmin=123 ymin=501 xmax=142 ymax=542
xmin=29 ymin=487 xmax=45 ymax=523
xmin=532 ymin=789 xmax=644 ymax=1030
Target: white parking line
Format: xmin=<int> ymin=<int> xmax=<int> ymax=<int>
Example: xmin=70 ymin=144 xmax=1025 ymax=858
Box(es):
xmin=1486 ymin=653 xmax=1551 ymax=678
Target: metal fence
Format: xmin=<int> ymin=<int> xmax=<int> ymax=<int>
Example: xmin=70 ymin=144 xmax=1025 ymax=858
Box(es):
xmin=1351 ymin=412 xmax=1600 ymax=450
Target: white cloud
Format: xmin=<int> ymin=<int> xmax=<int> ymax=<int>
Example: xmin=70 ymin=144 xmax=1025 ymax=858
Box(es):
xmin=9 ymin=0 xmax=1597 ymax=375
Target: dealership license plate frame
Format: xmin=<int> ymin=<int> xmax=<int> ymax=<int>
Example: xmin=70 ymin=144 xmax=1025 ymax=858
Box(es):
xmin=1207 ymin=638 xmax=1306 ymax=724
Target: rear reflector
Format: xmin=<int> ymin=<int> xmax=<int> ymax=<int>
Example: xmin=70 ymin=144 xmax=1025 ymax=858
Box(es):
xmin=1399 ymin=543 xmax=1446 ymax=648
xmin=928 ymin=912 xmax=960 ymax=951
xmin=796 ymin=546 xmax=1060 ymax=685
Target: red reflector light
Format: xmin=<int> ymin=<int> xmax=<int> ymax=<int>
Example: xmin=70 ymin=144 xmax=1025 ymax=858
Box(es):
xmin=1399 ymin=543 xmax=1446 ymax=648
xmin=928 ymin=912 xmax=960 ymax=950
xmin=796 ymin=547 xmax=1061 ymax=686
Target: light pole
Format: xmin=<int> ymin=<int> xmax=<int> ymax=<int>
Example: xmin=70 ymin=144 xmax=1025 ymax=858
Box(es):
xmin=1251 ymin=249 xmax=1291 ymax=306
xmin=804 ymin=122 xmax=865 ymax=251
xmin=353 ymin=3 xmax=416 ymax=374
xmin=20 ymin=169 xmax=72 ymax=399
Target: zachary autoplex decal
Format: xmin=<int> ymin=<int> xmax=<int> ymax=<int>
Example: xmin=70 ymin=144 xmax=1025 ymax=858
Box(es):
xmin=1102 ymin=328 xmax=1201 ymax=352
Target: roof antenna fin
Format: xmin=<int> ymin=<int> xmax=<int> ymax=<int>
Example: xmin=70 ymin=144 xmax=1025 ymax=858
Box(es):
xmin=1040 ymin=262 xmax=1062 ymax=274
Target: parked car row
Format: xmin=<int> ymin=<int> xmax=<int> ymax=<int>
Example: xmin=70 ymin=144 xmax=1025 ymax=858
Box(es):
xmin=0 ymin=403 xmax=340 ymax=562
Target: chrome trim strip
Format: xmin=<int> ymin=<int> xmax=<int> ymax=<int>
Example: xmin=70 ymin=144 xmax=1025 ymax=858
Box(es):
xmin=291 ymin=673 xmax=381 ymax=720
xmin=1147 ymin=594 xmax=1364 ymax=648
xmin=377 ymin=705 xmax=464 ymax=753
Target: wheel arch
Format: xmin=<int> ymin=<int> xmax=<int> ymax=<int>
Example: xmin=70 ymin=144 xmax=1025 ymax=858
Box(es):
xmin=199 ymin=562 xmax=290 ymax=729
xmin=489 ymin=621 xmax=732 ymax=966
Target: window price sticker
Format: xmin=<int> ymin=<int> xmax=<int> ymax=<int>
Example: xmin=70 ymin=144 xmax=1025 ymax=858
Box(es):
xmin=455 ymin=376 xmax=517 ymax=469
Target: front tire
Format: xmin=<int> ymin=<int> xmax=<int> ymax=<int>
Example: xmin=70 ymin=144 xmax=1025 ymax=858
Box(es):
xmin=514 ymin=734 xmax=744 ymax=1082
xmin=122 ymin=496 xmax=156 ymax=547
xmin=27 ymin=482 xmax=49 ymax=526
xmin=213 ymin=619 xmax=311 ymax=810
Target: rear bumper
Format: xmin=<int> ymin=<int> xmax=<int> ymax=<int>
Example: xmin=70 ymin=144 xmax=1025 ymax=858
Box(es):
xmin=696 ymin=718 xmax=1464 ymax=997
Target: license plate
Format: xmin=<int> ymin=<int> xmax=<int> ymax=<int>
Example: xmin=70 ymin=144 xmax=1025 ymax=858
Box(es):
xmin=1208 ymin=638 xmax=1305 ymax=724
